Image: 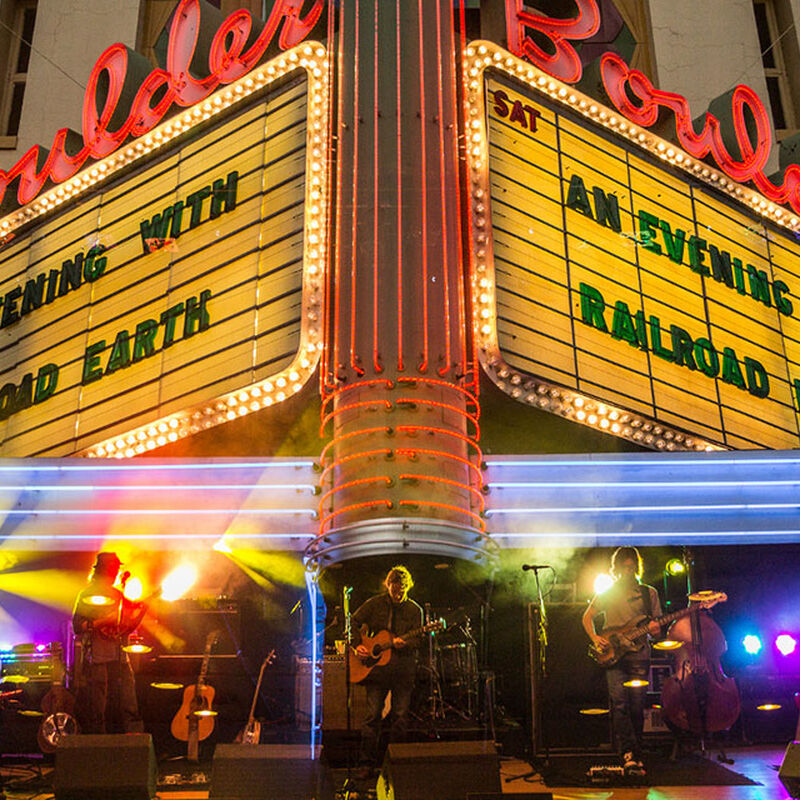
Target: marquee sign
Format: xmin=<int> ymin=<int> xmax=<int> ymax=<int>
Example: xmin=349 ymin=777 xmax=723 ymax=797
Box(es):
xmin=0 ymin=46 xmax=329 ymax=458
xmin=465 ymin=42 xmax=800 ymax=450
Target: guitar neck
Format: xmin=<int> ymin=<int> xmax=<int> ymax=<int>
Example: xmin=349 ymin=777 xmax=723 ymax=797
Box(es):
xmin=632 ymin=605 xmax=697 ymax=638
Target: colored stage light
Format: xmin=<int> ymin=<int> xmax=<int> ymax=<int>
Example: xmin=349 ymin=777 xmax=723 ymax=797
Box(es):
xmin=160 ymin=564 xmax=197 ymax=601
xmin=593 ymin=573 xmax=614 ymax=595
xmin=123 ymin=577 xmax=144 ymax=601
xmin=743 ymin=635 xmax=762 ymax=655
xmin=775 ymin=634 xmax=797 ymax=656
xmin=665 ymin=558 xmax=686 ymax=575
xmin=622 ymin=679 xmax=649 ymax=688
xmin=756 ymin=703 xmax=782 ymax=711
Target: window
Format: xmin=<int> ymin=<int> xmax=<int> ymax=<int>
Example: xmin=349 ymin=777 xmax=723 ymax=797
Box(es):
xmin=0 ymin=0 xmax=36 ymax=140
xmin=753 ymin=0 xmax=796 ymax=136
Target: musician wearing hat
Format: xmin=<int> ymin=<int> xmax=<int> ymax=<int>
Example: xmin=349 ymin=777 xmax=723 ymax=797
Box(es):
xmin=72 ymin=551 xmax=146 ymax=734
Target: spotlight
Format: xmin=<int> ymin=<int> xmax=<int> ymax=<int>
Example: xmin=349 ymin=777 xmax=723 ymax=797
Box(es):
xmin=593 ymin=573 xmax=614 ymax=595
xmin=622 ymin=679 xmax=649 ymax=688
xmin=653 ymin=639 xmax=683 ymax=651
xmin=665 ymin=558 xmax=685 ymax=576
xmin=743 ymin=635 xmax=762 ymax=655
xmin=756 ymin=703 xmax=782 ymax=711
xmin=775 ymin=634 xmax=797 ymax=656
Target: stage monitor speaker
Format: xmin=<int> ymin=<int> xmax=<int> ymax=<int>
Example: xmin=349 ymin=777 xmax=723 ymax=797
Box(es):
xmin=54 ymin=733 xmax=156 ymax=800
xmin=210 ymin=743 xmax=331 ymax=799
xmin=377 ymin=741 xmax=501 ymax=800
xmin=779 ymin=742 xmax=800 ymax=798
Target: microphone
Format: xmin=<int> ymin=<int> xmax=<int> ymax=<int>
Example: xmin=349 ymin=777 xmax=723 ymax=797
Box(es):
xmin=119 ymin=570 xmax=131 ymax=585
xmin=521 ymin=564 xmax=551 ymax=571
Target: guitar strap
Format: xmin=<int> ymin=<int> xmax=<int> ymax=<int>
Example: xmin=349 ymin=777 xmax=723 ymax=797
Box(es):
xmin=638 ymin=584 xmax=653 ymax=619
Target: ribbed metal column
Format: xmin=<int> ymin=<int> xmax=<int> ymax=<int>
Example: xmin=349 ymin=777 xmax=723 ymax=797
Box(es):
xmin=307 ymin=0 xmax=493 ymax=567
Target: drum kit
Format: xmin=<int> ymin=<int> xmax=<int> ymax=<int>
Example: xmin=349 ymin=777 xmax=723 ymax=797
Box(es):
xmin=415 ymin=607 xmax=481 ymax=723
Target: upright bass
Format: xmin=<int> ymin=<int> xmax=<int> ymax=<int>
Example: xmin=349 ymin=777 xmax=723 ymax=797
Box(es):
xmin=660 ymin=591 xmax=740 ymax=736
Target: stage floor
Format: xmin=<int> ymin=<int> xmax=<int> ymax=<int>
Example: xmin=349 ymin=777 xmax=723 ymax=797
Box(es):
xmin=0 ymin=745 xmax=791 ymax=798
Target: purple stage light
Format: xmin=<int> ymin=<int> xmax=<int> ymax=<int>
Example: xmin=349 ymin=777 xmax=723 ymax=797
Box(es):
xmin=775 ymin=634 xmax=797 ymax=656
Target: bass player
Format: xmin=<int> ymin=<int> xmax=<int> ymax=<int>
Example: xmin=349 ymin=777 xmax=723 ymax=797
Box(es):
xmin=351 ymin=565 xmax=424 ymax=778
xmin=582 ymin=546 xmax=663 ymax=776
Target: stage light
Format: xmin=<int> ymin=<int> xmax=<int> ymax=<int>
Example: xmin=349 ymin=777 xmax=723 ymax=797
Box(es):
xmin=122 ymin=635 xmax=152 ymax=654
xmin=123 ymin=577 xmax=144 ymax=601
xmin=579 ymin=708 xmax=609 ymax=715
xmin=665 ymin=558 xmax=685 ymax=575
xmin=150 ymin=682 xmax=183 ymax=690
xmin=756 ymin=703 xmax=782 ymax=711
xmin=622 ymin=679 xmax=649 ymax=688
xmin=84 ymin=594 xmax=114 ymax=607
xmin=160 ymin=564 xmax=197 ymax=601
xmin=213 ymin=537 xmax=233 ymax=554
xmin=0 ymin=644 xmax=11 ymax=652
xmin=775 ymin=634 xmax=796 ymax=656
xmin=743 ymin=635 xmax=762 ymax=655
xmin=593 ymin=573 xmax=614 ymax=595
xmin=653 ymin=639 xmax=683 ymax=651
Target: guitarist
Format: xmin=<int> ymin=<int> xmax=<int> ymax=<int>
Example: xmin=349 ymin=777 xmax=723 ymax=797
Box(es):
xmin=72 ymin=552 xmax=148 ymax=734
xmin=351 ymin=566 xmax=424 ymax=778
xmin=582 ymin=547 xmax=663 ymax=777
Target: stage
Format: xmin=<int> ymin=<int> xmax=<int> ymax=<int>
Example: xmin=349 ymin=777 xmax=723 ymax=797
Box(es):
xmin=0 ymin=744 xmax=793 ymax=799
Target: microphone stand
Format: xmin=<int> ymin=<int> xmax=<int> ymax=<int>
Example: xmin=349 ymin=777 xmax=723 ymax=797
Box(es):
xmin=342 ymin=586 xmax=354 ymax=790
xmin=507 ymin=565 xmax=553 ymax=784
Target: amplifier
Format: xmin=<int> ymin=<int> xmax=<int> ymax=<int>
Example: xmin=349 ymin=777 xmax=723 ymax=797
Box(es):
xmin=1 ymin=643 xmax=63 ymax=683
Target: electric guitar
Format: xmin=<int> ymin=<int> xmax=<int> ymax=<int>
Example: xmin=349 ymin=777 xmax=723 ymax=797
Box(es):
xmin=349 ymin=620 xmax=445 ymax=684
xmin=235 ymin=649 xmax=276 ymax=745
xmin=588 ymin=591 xmax=726 ymax=667
xmin=170 ymin=630 xmax=219 ymax=761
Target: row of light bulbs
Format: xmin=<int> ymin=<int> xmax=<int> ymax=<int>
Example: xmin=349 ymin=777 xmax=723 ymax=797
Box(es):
xmin=463 ymin=42 xmax=741 ymax=453
xmin=77 ymin=44 xmax=331 ymax=457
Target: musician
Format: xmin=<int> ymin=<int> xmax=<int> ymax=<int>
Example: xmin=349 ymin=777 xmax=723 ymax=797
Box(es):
xmin=582 ymin=546 xmax=662 ymax=776
xmin=72 ymin=552 xmax=146 ymax=734
xmin=351 ymin=566 xmax=424 ymax=777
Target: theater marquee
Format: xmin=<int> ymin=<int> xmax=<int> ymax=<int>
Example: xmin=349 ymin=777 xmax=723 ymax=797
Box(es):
xmin=466 ymin=42 xmax=800 ymax=450
xmin=0 ymin=46 xmax=329 ymax=457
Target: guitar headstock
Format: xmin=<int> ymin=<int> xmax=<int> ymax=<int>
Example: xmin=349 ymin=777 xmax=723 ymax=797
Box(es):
xmin=427 ymin=619 xmax=446 ymax=634
xmin=265 ymin=648 xmax=277 ymax=666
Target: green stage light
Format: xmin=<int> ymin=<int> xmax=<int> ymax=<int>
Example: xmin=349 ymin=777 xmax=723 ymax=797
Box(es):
xmin=665 ymin=558 xmax=686 ymax=576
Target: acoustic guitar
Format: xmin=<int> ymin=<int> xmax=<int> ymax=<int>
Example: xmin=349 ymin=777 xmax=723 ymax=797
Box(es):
xmin=349 ymin=620 xmax=444 ymax=684
xmin=588 ymin=591 xmax=726 ymax=667
xmin=235 ymin=649 xmax=276 ymax=745
xmin=170 ymin=630 xmax=219 ymax=761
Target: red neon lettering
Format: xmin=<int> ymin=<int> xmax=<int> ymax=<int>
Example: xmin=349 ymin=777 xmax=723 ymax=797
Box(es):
xmin=0 ymin=0 xmax=324 ymax=211
xmin=507 ymin=0 xmax=800 ymax=216
xmin=504 ymin=0 xmax=599 ymax=83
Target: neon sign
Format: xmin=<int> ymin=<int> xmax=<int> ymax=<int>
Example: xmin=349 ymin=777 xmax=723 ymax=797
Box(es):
xmin=0 ymin=0 xmax=324 ymax=210
xmin=505 ymin=0 xmax=800 ymax=218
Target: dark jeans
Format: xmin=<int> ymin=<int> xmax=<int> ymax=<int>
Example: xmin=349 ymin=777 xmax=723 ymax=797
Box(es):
xmin=359 ymin=658 xmax=416 ymax=767
xmin=78 ymin=658 xmax=144 ymax=734
xmin=606 ymin=655 xmax=649 ymax=757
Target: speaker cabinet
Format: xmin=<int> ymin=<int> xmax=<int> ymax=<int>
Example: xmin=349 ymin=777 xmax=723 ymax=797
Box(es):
xmin=528 ymin=603 xmax=611 ymax=751
xmin=210 ymin=744 xmax=331 ymax=799
xmin=377 ymin=741 xmax=501 ymax=800
xmin=54 ymin=733 xmax=156 ymax=800
xmin=295 ymin=657 xmax=368 ymax=729
xmin=780 ymin=742 xmax=800 ymax=798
